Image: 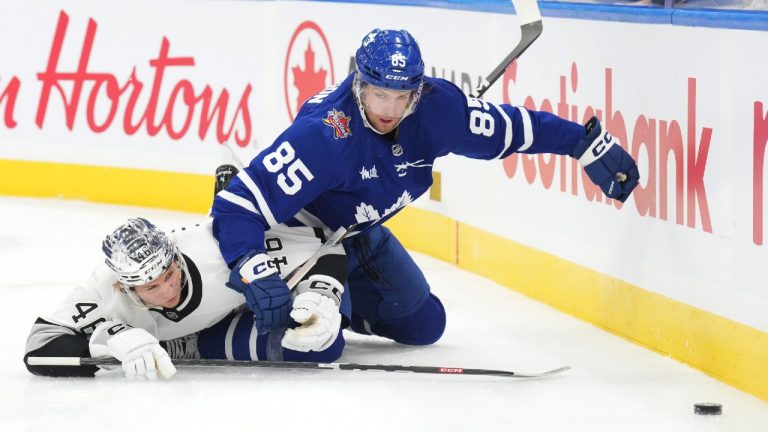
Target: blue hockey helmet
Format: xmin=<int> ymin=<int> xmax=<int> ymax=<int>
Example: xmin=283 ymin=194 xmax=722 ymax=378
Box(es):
xmin=354 ymin=29 xmax=425 ymax=133
xmin=355 ymin=29 xmax=424 ymax=90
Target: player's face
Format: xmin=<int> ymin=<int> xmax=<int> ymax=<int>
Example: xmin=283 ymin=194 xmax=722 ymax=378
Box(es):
xmin=133 ymin=261 xmax=182 ymax=308
xmin=360 ymin=84 xmax=413 ymax=133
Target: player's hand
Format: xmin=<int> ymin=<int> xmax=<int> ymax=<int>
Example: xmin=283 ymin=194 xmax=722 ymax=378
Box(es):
xmin=227 ymin=250 xmax=291 ymax=334
xmin=282 ymin=292 xmax=342 ymax=352
xmin=89 ymin=321 xmax=176 ymax=380
xmin=282 ymin=275 xmax=344 ymax=352
xmin=572 ymin=116 xmax=639 ymax=202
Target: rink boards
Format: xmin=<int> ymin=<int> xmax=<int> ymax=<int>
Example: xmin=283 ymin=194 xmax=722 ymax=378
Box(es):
xmin=0 ymin=1 xmax=766 ymax=400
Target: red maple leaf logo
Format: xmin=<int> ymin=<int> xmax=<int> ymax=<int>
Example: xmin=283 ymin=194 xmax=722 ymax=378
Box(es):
xmin=292 ymin=42 xmax=328 ymax=112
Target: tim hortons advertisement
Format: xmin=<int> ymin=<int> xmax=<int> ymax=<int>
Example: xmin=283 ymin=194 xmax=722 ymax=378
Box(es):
xmin=0 ymin=2 xmax=267 ymax=173
xmin=30 ymin=11 xmax=253 ymax=147
xmin=0 ymin=1 xmax=509 ymax=171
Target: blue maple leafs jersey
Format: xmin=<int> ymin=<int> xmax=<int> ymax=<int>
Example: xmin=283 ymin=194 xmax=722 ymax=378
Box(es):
xmin=212 ymin=74 xmax=585 ymax=265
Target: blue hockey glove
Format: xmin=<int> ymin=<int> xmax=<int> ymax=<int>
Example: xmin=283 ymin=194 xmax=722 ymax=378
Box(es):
xmin=227 ymin=250 xmax=292 ymax=334
xmin=572 ymin=117 xmax=640 ymax=203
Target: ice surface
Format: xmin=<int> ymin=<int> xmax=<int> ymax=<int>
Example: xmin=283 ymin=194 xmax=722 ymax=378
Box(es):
xmin=1 ymin=196 xmax=766 ymax=432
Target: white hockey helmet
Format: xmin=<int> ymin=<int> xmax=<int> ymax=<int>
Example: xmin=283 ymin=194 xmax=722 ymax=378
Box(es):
xmin=102 ymin=218 xmax=178 ymax=289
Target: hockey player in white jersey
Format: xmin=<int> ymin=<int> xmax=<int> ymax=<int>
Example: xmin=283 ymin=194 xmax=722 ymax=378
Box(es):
xmin=24 ymin=217 xmax=348 ymax=380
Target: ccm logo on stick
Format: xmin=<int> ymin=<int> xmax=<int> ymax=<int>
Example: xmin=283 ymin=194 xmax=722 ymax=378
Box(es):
xmin=439 ymin=368 xmax=464 ymax=373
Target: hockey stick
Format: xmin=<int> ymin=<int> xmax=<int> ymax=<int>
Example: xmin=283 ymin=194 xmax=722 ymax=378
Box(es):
xmin=471 ymin=0 xmax=543 ymax=99
xmin=470 ymin=1 xmax=629 ymax=184
xmin=26 ymin=356 xmax=570 ymax=379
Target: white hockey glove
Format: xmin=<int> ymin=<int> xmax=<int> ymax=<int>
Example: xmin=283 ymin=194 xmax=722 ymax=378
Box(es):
xmin=89 ymin=320 xmax=176 ymax=380
xmin=281 ymin=275 xmax=344 ymax=352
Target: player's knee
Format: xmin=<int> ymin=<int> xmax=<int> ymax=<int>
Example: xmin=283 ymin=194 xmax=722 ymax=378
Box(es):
xmin=372 ymin=293 xmax=446 ymax=345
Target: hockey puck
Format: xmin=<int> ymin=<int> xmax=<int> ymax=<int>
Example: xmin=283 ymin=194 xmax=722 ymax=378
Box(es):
xmin=694 ymin=403 xmax=722 ymax=415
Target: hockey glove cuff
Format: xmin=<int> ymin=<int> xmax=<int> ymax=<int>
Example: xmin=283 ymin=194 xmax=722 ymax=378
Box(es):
xmin=227 ymin=250 xmax=292 ymax=334
xmin=89 ymin=320 xmax=176 ymax=380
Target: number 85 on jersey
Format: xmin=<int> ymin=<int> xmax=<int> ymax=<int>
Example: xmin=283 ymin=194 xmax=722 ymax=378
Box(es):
xmin=262 ymin=141 xmax=315 ymax=195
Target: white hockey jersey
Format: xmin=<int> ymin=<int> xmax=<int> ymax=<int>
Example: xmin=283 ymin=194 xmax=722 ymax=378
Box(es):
xmin=25 ymin=220 xmax=338 ymax=354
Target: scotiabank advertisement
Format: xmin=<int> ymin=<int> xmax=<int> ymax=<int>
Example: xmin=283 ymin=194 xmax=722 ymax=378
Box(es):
xmin=1 ymin=1 xmax=767 ymax=331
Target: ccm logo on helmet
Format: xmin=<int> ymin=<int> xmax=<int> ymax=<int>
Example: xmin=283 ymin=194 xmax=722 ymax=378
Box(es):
xmin=385 ymin=75 xmax=408 ymax=81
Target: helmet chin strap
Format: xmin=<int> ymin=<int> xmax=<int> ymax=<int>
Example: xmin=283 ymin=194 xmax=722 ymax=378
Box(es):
xmin=353 ymin=73 xmax=422 ymax=135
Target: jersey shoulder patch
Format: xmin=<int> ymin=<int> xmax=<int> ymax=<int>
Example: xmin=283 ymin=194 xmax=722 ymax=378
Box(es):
xmin=321 ymin=108 xmax=353 ymax=139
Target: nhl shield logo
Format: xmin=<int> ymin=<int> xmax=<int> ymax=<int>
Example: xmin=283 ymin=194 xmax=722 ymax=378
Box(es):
xmin=392 ymin=143 xmax=403 ymax=156
xmin=322 ymin=109 xmax=352 ymax=139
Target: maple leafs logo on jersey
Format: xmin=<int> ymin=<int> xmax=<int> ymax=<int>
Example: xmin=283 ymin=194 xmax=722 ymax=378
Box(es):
xmin=322 ymin=109 xmax=352 ymax=139
xmin=383 ymin=190 xmax=413 ymax=216
xmin=354 ymin=203 xmax=380 ymax=223
xmin=353 ymin=190 xmax=414 ymax=223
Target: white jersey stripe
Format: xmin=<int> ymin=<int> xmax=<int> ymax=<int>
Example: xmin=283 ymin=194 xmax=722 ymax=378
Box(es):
xmin=249 ymin=323 xmax=258 ymax=360
xmin=224 ymin=313 xmax=241 ymax=360
xmin=237 ymin=171 xmax=278 ymax=227
xmin=219 ymin=190 xmax=260 ymax=215
xmin=516 ymin=106 xmax=535 ymax=152
xmin=492 ymin=102 xmax=513 ymax=159
xmin=294 ymin=209 xmax=329 ymax=231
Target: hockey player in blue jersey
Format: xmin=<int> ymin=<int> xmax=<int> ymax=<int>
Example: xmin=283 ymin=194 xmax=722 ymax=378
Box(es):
xmin=212 ymin=28 xmax=640 ymax=348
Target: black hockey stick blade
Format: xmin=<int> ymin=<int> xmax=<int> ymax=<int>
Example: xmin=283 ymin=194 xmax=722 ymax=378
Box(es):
xmin=27 ymin=356 xmax=570 ymax=379
xmin=472 ymin=0 xmax=543 ymax=99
